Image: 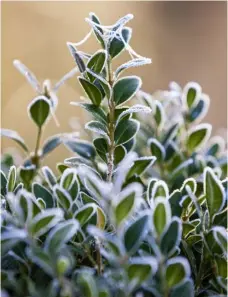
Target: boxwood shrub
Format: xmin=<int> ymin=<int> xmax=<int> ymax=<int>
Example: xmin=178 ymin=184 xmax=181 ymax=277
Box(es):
xmin=1 ymin=13 xmax=227 ymax=297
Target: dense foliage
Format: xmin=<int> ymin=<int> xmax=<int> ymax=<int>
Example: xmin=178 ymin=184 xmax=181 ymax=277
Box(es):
xmin=1 ymin=13 xmax=227 ymax=297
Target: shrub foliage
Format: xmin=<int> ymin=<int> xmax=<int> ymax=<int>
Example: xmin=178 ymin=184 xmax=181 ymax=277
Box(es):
xmin=1 ymin=13 xmax=227 ymax=297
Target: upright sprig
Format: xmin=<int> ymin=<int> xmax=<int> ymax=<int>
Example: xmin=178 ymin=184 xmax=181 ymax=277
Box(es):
xmin=1 ymin=61 xmax=78 ymax=186
xmin=67 ymin=13 xmax=152 ymax=182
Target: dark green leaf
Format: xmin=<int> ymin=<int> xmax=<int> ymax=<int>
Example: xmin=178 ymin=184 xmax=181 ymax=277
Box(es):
xmin=165 ymin=257 xmax=190 ymax=288
xmin=64 ymin=139 xmax=96 ymax=159
xmin=170 ymin=280 xmax=194 ymax=297
xmin=126 ymin=156 xmax=156 ymax=179
xmin=33 ymin=182 xmax=54 ymax=208
xmin=28 ymin=96 xmax=50 ymax=128
xmin=149 ymin=138 xmax=165 ymax=162
xmin=93 ymin=138 xmax=108 ymax=162
xmin=204 ymin=167 xmax=225 ymax=219
xmin=87 ymin=50 xmax=107 ymax=81
xmin=78 ymin=77 xmax=102 ymax=106
xmin=160 ymin=218 xmax=182 ymax=256
xmin=42 ymin=135 xmax=62 ymax=157
xmin=114 ymin=119 xmax=139 ymax=145
xmin=109 ymin=27 xmax=132 ymax=58
xmin=113 ymin=76 xmax=141 ymax=106
xmin=186 ymin=124 xmax=212 ymax=152
xmin=19 ymin=165 xmax=36 ymax=186
xmin=124 ymin=213 xmax=149 ymax=254
xmin=73 ymin=103 xmax=107 ymax=125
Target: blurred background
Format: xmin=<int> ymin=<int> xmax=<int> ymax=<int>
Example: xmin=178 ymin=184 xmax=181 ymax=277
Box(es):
xmin=1 ymin=1 xmax=227 ymax=169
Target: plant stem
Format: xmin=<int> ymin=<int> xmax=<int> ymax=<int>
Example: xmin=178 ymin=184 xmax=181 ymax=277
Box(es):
xmin=33 ymin=127 xmax=42 ymax=168
xmin=107 ymin=57 xmax=115 ymax=182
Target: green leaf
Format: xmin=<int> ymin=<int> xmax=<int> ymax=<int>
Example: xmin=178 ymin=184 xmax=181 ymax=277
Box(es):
xmin=186 ymin=124 xmax=212 ymax=152
xmin=170 ymin=280 xmax=194 ymax=297
xmin=183 ymin=82 xmax=201 ymax=109
xmin=160 ymin=217 xmax=182 ymax=256
xmin=64 ymin=139 xmax=96 ymax=159
xmin=149 ymin=138 xmax=165 ymax=162
xmin=28 ymin=96 xmax=50 ymax=128
xmin=114 ymin=119 xmax=140 ymax=146
xmin=152 ymin=198 xmax=171 ymax=237
xmin=116 ymin=104 xmax=152 ymax=124
xmin=93 ymin=138 xmax=108 ymax=162
xmin=78 ymin=77 xmax=102 ymax=106
xmin=127 ymin=257 xmax=157 ymax=287
xmin=56 ymin=162 xmax=69 ymax=174
xmin=165 ymin=257 xmax=191 ymax=288
xmin=109 ymin=27 xmax=132 ymax=58
xmin=78 ymin=271 xmax=98 ymax=297
xmin=126 ymin=156 xmax=156 ymax=179
xmin=29 ymin=208 xmax=64 ymax=237
xmin=215 ymin=256 xmax=227 ymax=278
xmin=86 ymin=120 xmax=108 ymax=137
xmin=87 ymin=50 xmax=107 ymax=81
xmin=19 ymin=165 xmax=36 ymax=187
xmin=67 ymin=43 xmax=86 ymax=73
xmin=42 ymin=134 xmax=62 ymax=157
xmin=45 ymin=219 xmax=79 ymax=254
xmin=154 ymin=100 xmax=165 ymax=128
xmin=33 ymin=182 xmax=54 ymax=208
xmin=0 ymin=128 xmax=29 ymax=152
xmin=7 ymin=165 xmax=17 ymax=192
xmin=90 ymin=12 xmax=105 ymax=48
xmin=204 ymin=167 xmax=225 ymax=219
xmin=26 ymin=246 xmax=54 ymax=277
xmin=96 ymin=206 xmax=106 ymax=229
xmin=212 ymin=208 xmax=228 ymax=227
xmin=1 ymin=170 xmax=7 ymax=196
xmin=212 ymin=227 xmax=227 ymax=255
xmin=72 ymin=103 xmax=107 ymax=125
xmin=42 ymin=166 xmax=57 ymax=188
xmin=53 ymin=185 xmax=72 ymax=210
xmin=113 ymin=76 xmax=142 ymax=106
xmin=187 ymin=95 xmax=209 ymax=123
xmin=124 ymin=213 xmax=149 ymax=255
xmin=151 ymin=180 xmax=169 ymax=200
xmin=114 ymin=184 xmax=142 ymax=226
xmin=74 ymin=203 xmax=97 ymax=227
xmin=169 ymin=190 xmax=182 ymax=217
xmin=114 ymin=145 xmax=126 ymax=165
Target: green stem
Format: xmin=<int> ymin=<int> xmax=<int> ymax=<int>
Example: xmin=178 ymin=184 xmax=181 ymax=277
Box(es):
xmin=33 ymin=127 xmax=42 ymax=168
xmin=107 ymin=57 xmax=115 ymax=183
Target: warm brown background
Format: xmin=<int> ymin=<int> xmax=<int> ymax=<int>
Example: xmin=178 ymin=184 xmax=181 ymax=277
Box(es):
xmin=1 ymin=1 xmax=227 ymax=169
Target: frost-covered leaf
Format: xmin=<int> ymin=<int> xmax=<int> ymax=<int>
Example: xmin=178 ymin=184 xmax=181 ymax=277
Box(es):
xmin=0 ymin=129 xmax=29 ymax=152
xmin=53 ymin=185 xmax=72 ymax=210
xmin=28 ymin=96 xmax=51 ymax=128
xmin=114 ymin=119 xmax=140 ymax=145
xmin=152 ymin=197 xmax=171 ymax=237
xmin=42 ymin=166 xmax=57 ymax=188
xmin=113 ymin=76 xmax=142 ymax=106
xmin=127 ymin=257 xmax=158 ymax=287
xmin=113 ymin=183 xmax=142 ymax=226
xmin=124 ymin=213 xmax=149 ymax=255
xmin=85 ymin=120 xmax=108 ymax=137
xmin=78 ymin=77 xmax=102 ymax=106
xmin=148 ymin=138 xmax=165 ymax=162
xmin=126 ymin=156 xmax=156 ymax=179
xmin=115 ymin=58 xmax=151 ymax=78
xmin=33 ymin=182 xmax=54 ymax=208
xmin=182 ymin=82 xmax=201 ymax=109
xmin=204 ymin=167 xmax=225 ymax=219
xmin=116 ymin=104 xmax=151 ymax=125
xmin=29 ymin=208 xmax=64 ymax=237
xmin=74 ymin=203 xmax=97 ymax=227
xmin=67 ymin=43 xmax=86 ymax=73
xmin=45 ymin=219 xmax=79 ymax=254
xmin=64 ymin=139 xmax=96 ymax=159
xmin=19 ymin=165 xmax=36 ymax=187
xmin=6 ymin=166 xmax=17 ymax=192
xmin=109 ymin=27 xmax=132 ymax=58
xmin=71 ymin=103 xmax=107 ymax=124
xmin=170 ymin=280 xmax=194 ymax=297
xmin=42 ymin=134 xmax=62 ymax=157
xmin=186 ymin=124 xmax=212 ymax=152
xmin=165 ymin=257 xmax=191 ymax=288
xmin=87 ymin=50 xmax=107 ymax=81
xmin=160 ymin=217 xmax=182 ymax=256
